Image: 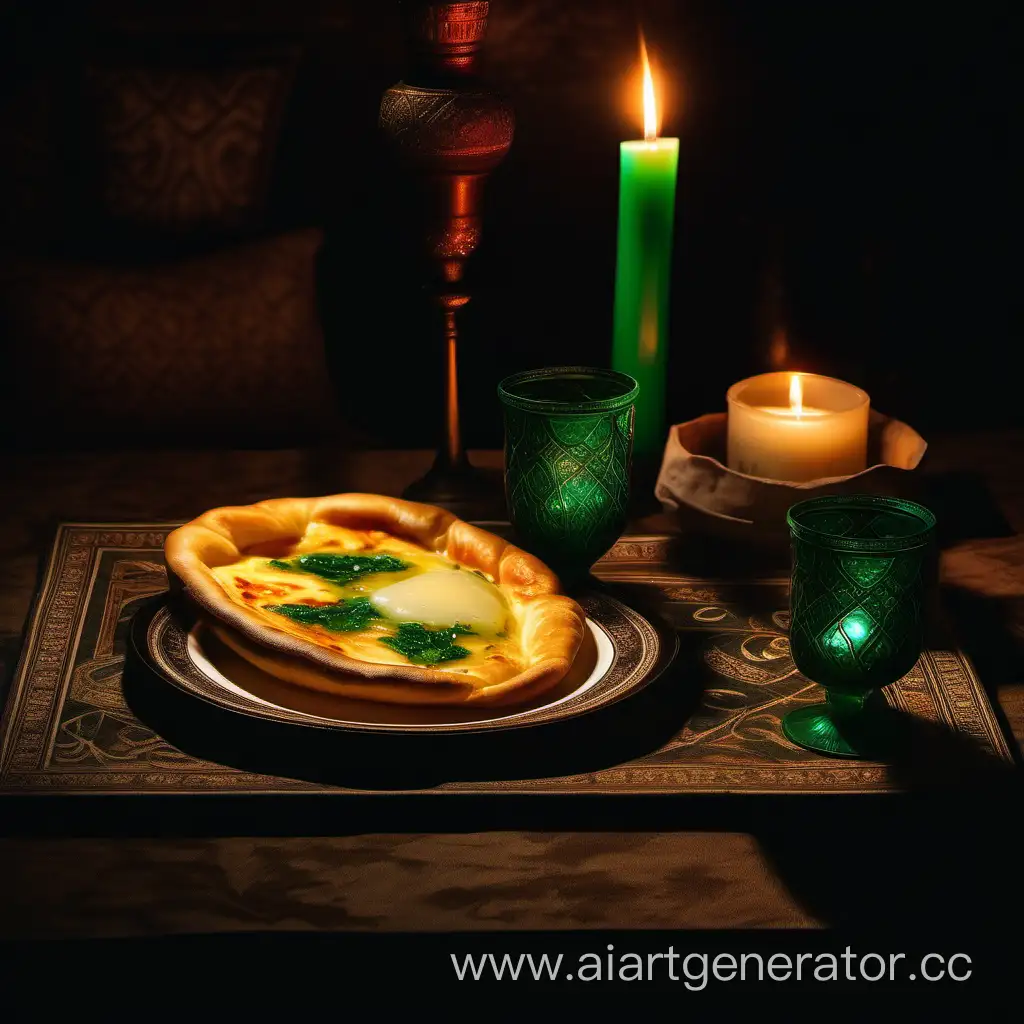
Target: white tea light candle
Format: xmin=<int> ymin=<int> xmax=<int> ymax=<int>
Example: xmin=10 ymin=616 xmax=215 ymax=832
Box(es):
xmin=726 ymin=372 xmax=870 ymax=482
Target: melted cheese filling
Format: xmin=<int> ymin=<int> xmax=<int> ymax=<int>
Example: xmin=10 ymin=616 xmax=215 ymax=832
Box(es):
xmin=210 ymin=522 xmax=521 ymax=681
xmin=370 ymin=571 xmax=506 ymax=632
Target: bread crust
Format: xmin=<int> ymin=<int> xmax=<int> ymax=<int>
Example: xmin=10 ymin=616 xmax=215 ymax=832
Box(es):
xmin=164 ymin=493 xmax=586 ymax=706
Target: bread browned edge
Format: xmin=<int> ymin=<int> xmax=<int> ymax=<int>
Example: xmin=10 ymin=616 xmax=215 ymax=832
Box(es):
xmin=163 ymin=493 xmax=586 ymax=706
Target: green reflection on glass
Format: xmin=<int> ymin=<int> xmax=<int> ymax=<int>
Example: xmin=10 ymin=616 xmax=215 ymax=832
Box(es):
xmin=498 ymin=366 xmax=639 ymax=587
xmin=783 ymin=494 xmax=937 ymax=758
xmin=840 ymin=613 xmax=868 ymax=641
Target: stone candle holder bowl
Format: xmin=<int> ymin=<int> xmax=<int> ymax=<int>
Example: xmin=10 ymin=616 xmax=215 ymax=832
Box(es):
xmin=654 ymin=410 xmax=928 ymax=549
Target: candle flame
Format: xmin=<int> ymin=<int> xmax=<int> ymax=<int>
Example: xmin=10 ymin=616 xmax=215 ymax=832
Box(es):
xmin=640 ymin=34 xmax=658 ymax=141
xmin=789 ymin=373 xmax=804 ymax=418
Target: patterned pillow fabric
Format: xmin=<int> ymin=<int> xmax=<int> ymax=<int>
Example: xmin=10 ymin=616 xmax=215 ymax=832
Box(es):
xmin=0 ymin=229 xmax=344 ymax=447
xmin=84 ymin=44 xmax=297 ymax=238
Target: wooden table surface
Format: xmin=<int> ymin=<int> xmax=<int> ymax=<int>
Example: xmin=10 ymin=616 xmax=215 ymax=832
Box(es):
xmin=1 ymin=437 xmax=1022 ymax=939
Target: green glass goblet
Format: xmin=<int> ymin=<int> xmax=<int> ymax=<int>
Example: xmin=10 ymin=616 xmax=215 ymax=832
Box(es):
xmin=498 ymin=366 xmax=639 ymax=587
xmin=783 ymin=494 xmax=937 ymax=758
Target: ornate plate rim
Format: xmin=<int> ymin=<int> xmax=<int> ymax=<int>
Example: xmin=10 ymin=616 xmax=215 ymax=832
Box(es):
xmin=132 ymin=592 xmax=679 ymax=736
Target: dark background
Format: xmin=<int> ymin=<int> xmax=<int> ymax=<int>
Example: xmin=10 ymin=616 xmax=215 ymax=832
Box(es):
xmin=0 ymin=0 xmax=1016 ymax=451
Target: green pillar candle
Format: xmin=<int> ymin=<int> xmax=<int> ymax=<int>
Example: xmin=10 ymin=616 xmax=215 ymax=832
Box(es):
xmin=612 ymin=138 xmax=679 ymax=461
xmin=612 ymin=53 xmax=679 ymax=462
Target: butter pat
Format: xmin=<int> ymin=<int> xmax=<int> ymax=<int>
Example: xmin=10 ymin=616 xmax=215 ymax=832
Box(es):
xmin=369 ymin=570 xmax=507 ymax=633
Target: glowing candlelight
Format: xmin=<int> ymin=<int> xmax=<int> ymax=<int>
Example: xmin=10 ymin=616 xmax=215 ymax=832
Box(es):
xmin=790 ymin=373 xmax=803 ymax=416
xmin=727 ymin=372 xmax=870 ymax=482
xmin=642 ymin=35 xmax=658 ymax=141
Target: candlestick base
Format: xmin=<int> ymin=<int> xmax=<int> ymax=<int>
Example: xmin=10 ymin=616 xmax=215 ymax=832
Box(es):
xmin=402 ymin=453 xmax=505 ymax=521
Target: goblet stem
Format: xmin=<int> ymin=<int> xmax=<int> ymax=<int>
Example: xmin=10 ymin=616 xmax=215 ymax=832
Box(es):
xmin=401 ymin=294 xmax=503 ymax=518
xmin=826 ymin=690 xmax=869 ymax=718
xmin=441 ymin=303 xmax=463 ymax=467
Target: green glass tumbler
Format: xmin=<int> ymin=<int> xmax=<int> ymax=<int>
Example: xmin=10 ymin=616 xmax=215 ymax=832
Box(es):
xmin=784 ymin=494 xmax=937 ymax=758
xmin=498 ymin=366 xmax=639 ymax=586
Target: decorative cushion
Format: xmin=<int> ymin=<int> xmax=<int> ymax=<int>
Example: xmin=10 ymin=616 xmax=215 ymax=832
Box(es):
xmin=0 ymin=229 xmax=342 ymax=447
xmin=84 ymin=43 xmax=297 ymax=237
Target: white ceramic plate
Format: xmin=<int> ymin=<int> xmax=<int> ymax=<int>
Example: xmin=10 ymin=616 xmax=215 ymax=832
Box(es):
xmin=187 ymin=617 xmax=614 ymax=729
xmin=136 ymin=591 xmax=675 ymax=735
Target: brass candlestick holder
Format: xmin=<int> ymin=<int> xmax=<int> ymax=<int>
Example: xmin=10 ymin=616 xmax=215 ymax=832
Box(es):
xmin=379 ymin=0 xmax=514 ymax=515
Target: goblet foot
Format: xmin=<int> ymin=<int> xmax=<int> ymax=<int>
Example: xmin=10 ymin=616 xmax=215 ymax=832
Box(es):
xmin=782 ymin=691 xmax=896 ymax=759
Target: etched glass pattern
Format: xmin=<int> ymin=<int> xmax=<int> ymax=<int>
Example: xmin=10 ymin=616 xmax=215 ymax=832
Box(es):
xmin=499 ymin=367 xmax=638 ymax=584
xmin=783 ymin=495 xmax=937 ymax=758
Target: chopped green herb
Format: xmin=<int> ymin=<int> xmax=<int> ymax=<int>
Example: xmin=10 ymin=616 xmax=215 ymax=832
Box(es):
xmin=496 ymin=631 xmax=508 ymax=639
xmin=268 ymin=597 xmax=381 ymax=632
xmin=267 ymin=553 xmax=409 ymax=585
xmin=378 ymin=622 xmax=475 ymax=665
